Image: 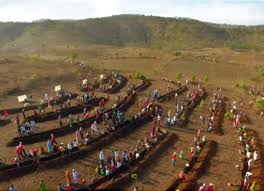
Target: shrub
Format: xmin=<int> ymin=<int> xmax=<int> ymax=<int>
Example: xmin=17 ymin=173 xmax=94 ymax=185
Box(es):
xmin=259 ymin=65 xmax=264 ymax=80
xmin=176 ymin=72 xmax=182 ymax=80
xmin=192 ymin=74 xmax=196 ymax=82
xmin=255 ymin=98 xmax=264 ymax=110
xmin=224 ymin=112 xmax=234 ymax=120
xmin=132 ymin=72 xmax=146 ymax=80
xmin=235 ymin=82 xmax=249 ymax=91
xmin=68 ymin=52 xmax=78 ymax=64
xmin=30 ymin=54 xmax=40 ymax=62
xmin=204 ymin=75 xmax=209 ymax=82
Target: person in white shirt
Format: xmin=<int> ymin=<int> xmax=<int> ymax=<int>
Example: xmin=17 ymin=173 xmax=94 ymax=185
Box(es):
xmin=72 ymin=169 xmax=78 ymax=184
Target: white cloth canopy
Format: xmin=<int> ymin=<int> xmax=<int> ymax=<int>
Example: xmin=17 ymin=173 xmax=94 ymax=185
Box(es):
xmin=82 ymin=79 xmax=88 ymax=85
xmin=55 ymin=85 xmax=62 ymax=92
xmin=17 ymin=95 xmax=27 ymax=103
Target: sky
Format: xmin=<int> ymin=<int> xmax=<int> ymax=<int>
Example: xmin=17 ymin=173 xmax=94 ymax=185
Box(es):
xmin=0 ymin=0 xmax=263 ymax=25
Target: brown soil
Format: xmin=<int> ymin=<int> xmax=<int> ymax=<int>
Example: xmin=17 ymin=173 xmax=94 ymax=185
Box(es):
xmin=0 ymin=48 xmax=264 ymax=190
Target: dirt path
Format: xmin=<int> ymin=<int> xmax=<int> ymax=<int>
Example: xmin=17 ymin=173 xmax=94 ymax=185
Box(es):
xmin=196 ymin=97 xmax=244 ymax=190
xmin=122 ymin=89 xmax=205 ymax=191
xmin=197 ymin=121 xmax=243 ymax=190
xmin=122 ymin=130 xmax=192 ymax=191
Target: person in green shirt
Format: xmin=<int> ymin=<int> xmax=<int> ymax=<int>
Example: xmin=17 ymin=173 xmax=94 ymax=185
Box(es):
xmin=40 ymin=180 xmax=47 ymax=191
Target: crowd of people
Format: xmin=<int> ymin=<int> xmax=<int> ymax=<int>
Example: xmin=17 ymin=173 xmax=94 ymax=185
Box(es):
xmin=95 ymin=134 xmax=157 ymax=179
xmin=15 ymin=115 xmax=36 ymax=136
xmin=164 ymin=87 xmax=204 ymax=128
xmin=95 ymin=107 xmax=161 ymax=183
xmin=3 ymin=76 xmax=264 ymax=191
xmin=206 ymin=91 xmax=223 ymax=133
xmin=99 ymin=72 xmax=122 ymax=92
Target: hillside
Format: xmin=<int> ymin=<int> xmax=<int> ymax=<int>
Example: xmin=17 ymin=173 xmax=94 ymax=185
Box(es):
xmin=0 ymin=15 xmax=264 ymax=51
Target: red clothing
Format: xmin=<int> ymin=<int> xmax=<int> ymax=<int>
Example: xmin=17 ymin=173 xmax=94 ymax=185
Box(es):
xmin=19 ymin=144 xmax=25 ymax=150
xmin=178 ymin=171 xmax=186 ymax=180
xmin=50 ymin=135 xmax=56 ymax=144
xmin=16 ymin=146 xmax=23 ymax=154
xmin=207 ymin=185 xmax=214 ymax=191
xmin=171 ymin=154 xmax=177 ymax=161
xmin=3 ymin=111 xmax=9 ymax=117
xmin=15 ymin=115 xmax=20 ymax=125
xmin=31 ymin=148 xmax=38 ymax=155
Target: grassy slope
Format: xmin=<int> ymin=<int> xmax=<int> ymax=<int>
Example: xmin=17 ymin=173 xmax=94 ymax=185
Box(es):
xmin=0 ymin=15 xmax=264 ymax=51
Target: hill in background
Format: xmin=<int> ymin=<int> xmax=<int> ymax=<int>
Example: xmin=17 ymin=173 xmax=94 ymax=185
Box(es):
xmin=0 ymin=14 xmax=264 ymax=52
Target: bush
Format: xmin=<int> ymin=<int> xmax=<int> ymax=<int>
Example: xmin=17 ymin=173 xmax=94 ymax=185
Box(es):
xmin=204 ymin=75 xmax=209 ymax=82
xmin=256 ymin=98 xmax=264 ymax=110
xmin=176 ymin=72 xmax=182 ymax=80
xmin=132 ymin=72 xmax=146 ymax=80
xmin=224 ymin=112 xmax=234 ymax=120
xmin=259 ymin=66 xmax=264 ymax=80
xmin=192 ymin=74 xmax=196 ymax=82
xmin=68 ymin=52 xmax=78 ymax=64
xmin=235 ymin=82 xmax=249 ymax=91
xmin=30 ymin=54 xmax=40 ymax=62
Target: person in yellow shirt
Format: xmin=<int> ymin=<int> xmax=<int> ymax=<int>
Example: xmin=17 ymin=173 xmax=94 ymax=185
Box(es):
xmin=66 ymin=169 xmax=73 ymax=186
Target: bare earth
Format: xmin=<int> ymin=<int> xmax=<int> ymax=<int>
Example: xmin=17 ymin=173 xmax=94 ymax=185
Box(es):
xmin=0 ymin=47 xmax=263 ymax=190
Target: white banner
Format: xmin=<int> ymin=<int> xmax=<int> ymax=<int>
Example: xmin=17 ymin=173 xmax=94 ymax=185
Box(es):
xmin=17 ymin=95 xmax=27 ymax=103
xmin=55 ymin=85 xmax=61 ymax=92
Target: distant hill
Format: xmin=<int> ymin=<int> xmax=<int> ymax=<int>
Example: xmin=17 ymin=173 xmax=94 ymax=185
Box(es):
xmin=0 ymin=15 xmax=264 ymax=51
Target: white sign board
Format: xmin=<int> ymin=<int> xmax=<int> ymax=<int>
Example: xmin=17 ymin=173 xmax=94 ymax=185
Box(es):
xmin=18 ymin=95 xmax=27 ymax=103
xmin=82 ymin=79 xmax=88 ymax=85
xmin=55 ymin=85 xmax=62 ymax=92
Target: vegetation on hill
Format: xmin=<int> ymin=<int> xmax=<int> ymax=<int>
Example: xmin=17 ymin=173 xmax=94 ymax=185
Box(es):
xmin=0 ymin=15 xmax=264 ymax=51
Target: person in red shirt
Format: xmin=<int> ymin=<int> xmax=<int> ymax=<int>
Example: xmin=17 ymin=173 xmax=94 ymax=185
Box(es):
xmin=3 ymin=111 xmax=9 ymax=117
xmin=207 ymin=183 xmax=214 ymax=191
xmin=50 ymin=134 xmax=57 ymax=146
xmin=16 ymin=146 xmax=23 ymax=160
xmin=15 ymin=114 xmax=20 ymax=126
xmin=18 ymin=142 xmax=27 ymax=157
xmin=178 ymin=171 xmax=186 ymax=182
xmin=171 ymin=152 xmax=177 ymax=166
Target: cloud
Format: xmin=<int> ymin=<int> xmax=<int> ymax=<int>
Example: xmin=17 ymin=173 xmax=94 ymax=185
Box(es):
xmin=0 ymin=0 xmax=263 ymax=25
